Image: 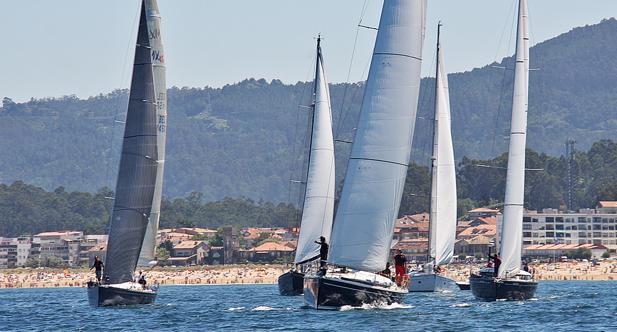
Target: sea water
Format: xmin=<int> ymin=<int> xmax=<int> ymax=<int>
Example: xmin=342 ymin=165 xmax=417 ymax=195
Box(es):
xmin=1 ymin=281 xmax=616 ymax=331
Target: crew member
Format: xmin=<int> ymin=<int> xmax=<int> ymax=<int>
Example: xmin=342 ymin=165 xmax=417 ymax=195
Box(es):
xmin=490 ymin=253 xmax=502 ymax=276
xmin=394 ymin=249 xmax=407 ymax=286
xmin=315 ymin=236 xmax=329 ymax=269
xmin=90 ymin=256 xmax=104 ymax=283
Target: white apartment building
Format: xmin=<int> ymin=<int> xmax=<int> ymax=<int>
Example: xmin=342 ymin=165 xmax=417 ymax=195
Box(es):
xmin=497 ymin=201 xmax=617 ymax=251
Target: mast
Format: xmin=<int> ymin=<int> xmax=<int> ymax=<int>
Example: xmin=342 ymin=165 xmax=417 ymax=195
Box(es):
xmin=294 ymin=36 xmax=336 ymax=264
xmin=429 ymin=23 xmax=457 ymax=268
xmin=427 ymin=22 xmax=441 ymax=267
xmin=138 ymin=0 xmax=167 ymax=266
xmin=498 ymin=0 xmax=529 ymax=279
xmin=328 ymin=0 xmax=427 ymax=272
xmin=104 ymin=0 xmax=159 ymax=284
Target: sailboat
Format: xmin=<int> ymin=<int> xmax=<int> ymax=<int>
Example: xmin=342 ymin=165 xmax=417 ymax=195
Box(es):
xmin=408 ymin=23 xmax=457 ymax=293
xmin=303 ymin=0 xmax=427 ymax=309
xmin=278 ymin=36 xmax=336 ymax=296
xmin=469 ymin=0 xmax=538 ymax=301
xmin=88 ymin=0 xmax=166 ymax=307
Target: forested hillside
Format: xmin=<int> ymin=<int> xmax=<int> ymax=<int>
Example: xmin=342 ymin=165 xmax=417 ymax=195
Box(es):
xmin=5 ymin=140 xmax=617 ymax=237
xmin=2 ymin=19 xmax=617 ymax=202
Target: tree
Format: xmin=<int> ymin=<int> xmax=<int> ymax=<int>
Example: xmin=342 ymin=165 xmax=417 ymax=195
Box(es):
xmin=602 ymin=251 xmax=610 ymax=259
xmin=156 ymin=247 xmax=170 ymax=261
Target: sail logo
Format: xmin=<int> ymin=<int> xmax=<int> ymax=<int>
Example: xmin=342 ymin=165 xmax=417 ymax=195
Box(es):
xmin=152 ymin=50 xmax=164 ymax=64
xmin=149 ymin=28 xmax=161 ymax=40
xmin=158 ymin=115 xmax=166 ymax=133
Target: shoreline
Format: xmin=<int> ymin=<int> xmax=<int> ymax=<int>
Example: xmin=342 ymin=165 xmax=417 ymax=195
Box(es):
xmin=2 ymin=261 xmax=617 ymax=289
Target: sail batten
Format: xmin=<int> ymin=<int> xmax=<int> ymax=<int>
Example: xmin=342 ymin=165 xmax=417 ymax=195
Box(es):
xmin=498 ymin=0 xmax=529 ymax=279
xmin=294 ymin=38 xmax=336 ymax=264
xmin=429 ymin=27 xmax=457 ymax=267
xmin=104 ymin=1 xmax=159 ymax=283
xmin=328 ymin=0 xmax=427 ymax=273
xmin=138 ymin=0 xmax=167 ymax=266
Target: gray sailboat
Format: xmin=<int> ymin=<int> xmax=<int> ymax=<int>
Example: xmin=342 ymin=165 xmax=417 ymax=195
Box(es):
xmin=88 ymin=0 xmax=166 ymax=307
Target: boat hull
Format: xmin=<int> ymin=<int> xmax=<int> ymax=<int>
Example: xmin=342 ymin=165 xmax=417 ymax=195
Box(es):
xmin=469 ymin=274 xmax=537 ymax=301
xmin=87 ymin=282 xmax=157 ymax=307
xmin=303 ymin=274 xmax=407 ymax=310
xmin=408 ymin=273 xmax=454 ymax=292
xmin=456 ymin=282 xmax=470 ymax=290
xmin=278 ymin=270 xmax=304 ymax=296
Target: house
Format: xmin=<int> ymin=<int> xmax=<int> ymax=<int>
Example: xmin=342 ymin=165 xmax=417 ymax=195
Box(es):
xmin=243 ymin=242 xmax=294 ymax=263
xmin=457 ymin=224 xmax=496 ymax=240
xmin=393 ymin=213 xmax=429 ymax=241
xmin=467 ymin=207 xmax=500 ymax=219
xmin=169 ymin=241 xmax=209 ymax=266
xmin=454 ymin=235 xmax=493 ymax=258
xmin=391 ymin=239 xmax=429 ymax=263
xmin=523 ymin=243 xmax=608 ymax=260
xmin=205 ymin=246 xmax=225 ymax=265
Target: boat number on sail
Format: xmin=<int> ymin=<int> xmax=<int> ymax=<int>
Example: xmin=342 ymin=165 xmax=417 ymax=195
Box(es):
xmin=152 ymin=50 xmax=164 ymax=64
xmin=158 ymin=115 xmax=166 ymax=133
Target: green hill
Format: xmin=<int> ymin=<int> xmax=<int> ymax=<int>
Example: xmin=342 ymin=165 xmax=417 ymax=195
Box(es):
xmin=2 ymin=19 xmax=617 ymax=203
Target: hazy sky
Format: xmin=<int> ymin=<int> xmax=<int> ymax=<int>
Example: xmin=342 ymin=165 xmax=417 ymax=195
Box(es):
xmin=1 ymin=0 xmax=616 ymax=102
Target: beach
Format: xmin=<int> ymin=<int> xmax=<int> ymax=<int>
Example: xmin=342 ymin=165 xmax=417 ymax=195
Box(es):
xmin=3 ymin=261 xmax=617 ymax=289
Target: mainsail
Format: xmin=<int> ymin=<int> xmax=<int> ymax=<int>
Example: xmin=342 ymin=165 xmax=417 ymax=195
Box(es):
xmin=328 ymin=0 xmax=427 ymax=272
xmin=104 ymin=1 xmax=159 ymax=284
xmin=498 ymin=0 xmax=529 ymax=279
xmin=294 ymin=37 xmax=336 ymax=264
xmin=429 ymin=25 xmax=457 ymax=267
xmin=138 ymin=0 xmax=167 ymax=266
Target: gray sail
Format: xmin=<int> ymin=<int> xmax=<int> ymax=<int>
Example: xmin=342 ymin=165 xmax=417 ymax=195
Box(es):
xmin=138 ymin=0 xmax=167 ymax=267
xmin=104 ymin=1 xmax=159 ymax=284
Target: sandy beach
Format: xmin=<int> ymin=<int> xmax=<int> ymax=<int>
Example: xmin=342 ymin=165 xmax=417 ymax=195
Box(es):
xmin=0 ymin=265 xmax=287 ymax=289
xmin=3 ymin=261 xmax=617 ymax=289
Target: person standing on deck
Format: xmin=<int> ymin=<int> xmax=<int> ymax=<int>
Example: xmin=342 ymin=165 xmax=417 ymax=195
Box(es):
xmin=394 ymin=249 xmax=407 ymax=286
xmin=315 ymin=236 xmax=329 ymax=269
xmin=90 ymin=256 xmax=104 ymax=283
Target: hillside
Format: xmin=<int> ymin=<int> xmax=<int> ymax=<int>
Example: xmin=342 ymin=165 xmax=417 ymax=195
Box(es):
xmin=2 ymin=19 xmax=617 ymax=202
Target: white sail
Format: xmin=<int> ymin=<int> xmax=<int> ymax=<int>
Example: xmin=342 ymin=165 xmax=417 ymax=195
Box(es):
xmin=294 ymin=38 xmax=336 ymax=264
xmin=328 ymin=0 xmax=427 ymax=272
xmin=498 ymin=0 xmax=529 ymax=279
xmin=429 ymin=30 xmax=457 ymax=267
xmin=138 ymin=0 xmax=167 ymax=266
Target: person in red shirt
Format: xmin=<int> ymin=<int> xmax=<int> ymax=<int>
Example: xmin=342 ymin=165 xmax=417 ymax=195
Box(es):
xmin=393 ymin=249 xmax=407 ymax=286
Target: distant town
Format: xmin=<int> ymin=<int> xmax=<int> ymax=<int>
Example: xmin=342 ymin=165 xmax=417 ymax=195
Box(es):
xmin=2 ymin=200 xmax=616 ymax=269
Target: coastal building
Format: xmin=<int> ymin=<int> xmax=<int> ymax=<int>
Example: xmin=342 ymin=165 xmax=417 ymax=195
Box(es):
xmin=0 ymin=237 xmax=31 ymax=268
xmin=241 ymin=242 xmax=294 ymax=263
xmin=496 ymin=202 xmax=617 ymax=252
xmin=169 ymin=241 xmax=209 ymax=266
xmin=393 ymin=213 xmax=429 ymax=241
xmin=467 ymin=207 xmax=500 ymax=219
xmin=454 ymin=235 xmax=493 ymax=258
xmin=523 ymin=243 xmax=608 ymax=259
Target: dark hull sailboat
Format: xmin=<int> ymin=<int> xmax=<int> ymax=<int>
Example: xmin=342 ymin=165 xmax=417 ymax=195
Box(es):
xmin=278 ymin=270 xmax=304 ymax=296
xmin=469 ymin=271 xmax=537 ymax=301
xmin=89 ymin=0 xmax=165 ymax=307
xmin=87 ymin=282 xmax=157 ymax=307
xmin=303 ymin=271 xmax=406 ymax=310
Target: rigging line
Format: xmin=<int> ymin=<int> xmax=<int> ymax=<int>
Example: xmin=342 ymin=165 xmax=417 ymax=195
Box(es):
xmin=489 ymin=0 xmax=519 ymax=161
xmin=492 ymin=0 xmax=518 ymax=64
xmin=334 ymin=0 xmax=369 ymax=139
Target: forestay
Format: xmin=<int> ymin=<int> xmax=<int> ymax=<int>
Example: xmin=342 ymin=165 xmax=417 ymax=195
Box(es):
xmin=138 ymin=0 xmax=167 ymax=267
xmin=294 ymin=38 xmax=336 ymax=264
xmin=429 ymin=32 xmax=457 ymax=267
xmin=499 ymin=0 xmax=529 ymax=279
xmin=328 ymin=0 xmax=427 ymax=272
xmin=104 ymin=1 xmax=159 ymax=284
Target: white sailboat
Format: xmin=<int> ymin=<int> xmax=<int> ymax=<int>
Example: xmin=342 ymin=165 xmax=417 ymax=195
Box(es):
xmin=469 ymin=0 xmax=538 ymax=301
xmin=88 ymin=0 xmax=166 ymax=307
xmin=408 ymin=23 xmax=457 ymax=292
xmin=278 ymin=36 xmax=336 ymax=296
xmin=304 ymin=0 xmax=427 ymax=309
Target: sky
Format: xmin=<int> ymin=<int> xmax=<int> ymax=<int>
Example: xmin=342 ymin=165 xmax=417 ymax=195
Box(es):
xmin=1 ymin=0 xmax=616 ymax=102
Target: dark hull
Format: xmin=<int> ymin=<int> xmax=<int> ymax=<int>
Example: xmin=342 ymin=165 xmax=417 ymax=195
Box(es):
xmin=456 ymin=282 xmax=470 ymax=290
xmin=87 ymin=283 xmax=157 ymax=307
xmin=469 ymin=275 xmax=537 ymax=301
xmin=303 ymin=275 xmax=406 ymax=310
xmin=278 ymin=270 xmax=304 ymax=296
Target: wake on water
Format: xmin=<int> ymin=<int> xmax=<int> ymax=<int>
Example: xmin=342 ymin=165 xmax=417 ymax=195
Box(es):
xmin=339 ymin=302 xmax=413 ymax=311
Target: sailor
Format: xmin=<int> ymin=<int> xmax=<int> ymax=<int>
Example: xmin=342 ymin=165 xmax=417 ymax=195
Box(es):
xmin=490 ymin=253 xmax=502 ymax=276
xmin=315 ymin=236 xmax=329 ymax=269
xmin=522 ymin=260 xmax=530 ymax=273
xmin=393 ymin=249 xmax=407 ymax=286
xmin=138 ymin=271 xmax=147 ymax=289
xmin=90 ymin=256 xmax=104 ymax=283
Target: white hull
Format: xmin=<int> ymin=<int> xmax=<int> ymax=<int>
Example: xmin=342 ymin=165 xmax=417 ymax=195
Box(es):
xmin=408 ymin=273 xmax=455 ymax=292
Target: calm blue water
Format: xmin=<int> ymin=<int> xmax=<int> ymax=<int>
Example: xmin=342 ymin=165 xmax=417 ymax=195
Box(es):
xmin=1 ymin=281 xmax=616 ymax=331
